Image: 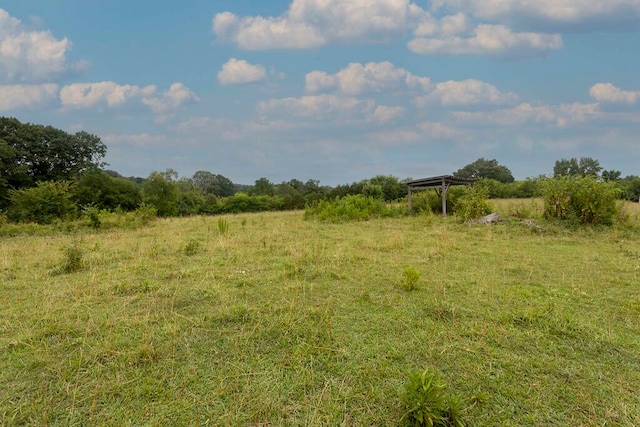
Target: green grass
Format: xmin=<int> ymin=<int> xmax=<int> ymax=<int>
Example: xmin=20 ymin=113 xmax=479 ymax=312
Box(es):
xmin=1 ymin=204 xmax=640 ymax=425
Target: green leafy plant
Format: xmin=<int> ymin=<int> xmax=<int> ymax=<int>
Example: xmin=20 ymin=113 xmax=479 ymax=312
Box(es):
xmin=218 ymin=218 xmax=229 ymax=235
xmin=304 ymin=195 xmax=404 ymax=223
xmin=57 ymin=245 xmax=84 ymax=274
xmin=539 ymin=176 xmax=619 ymax=225
xmin=455 ymin=184 xmax=492 ymax=222
xmin=183 ymin=238 xmax=202 ymax=256
xmin=402 ymin=267 xmax=421 ymax=291
xmin=401 ymin=368 xmax=466 ymax=427
xmin=82 ymin=204 xmax=102 ymax=229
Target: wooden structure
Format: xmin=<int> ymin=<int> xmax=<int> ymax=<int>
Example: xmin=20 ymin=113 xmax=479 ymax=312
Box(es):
xmin=406 ymin=175 xmax=476 ymax=216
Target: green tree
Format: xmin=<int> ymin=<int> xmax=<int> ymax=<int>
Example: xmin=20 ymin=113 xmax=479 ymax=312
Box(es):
xmin=191 ymin=171 xmax=235 ymax=197
xmin=0 ymin=117 xmax=106 ymax=190
xmin=142 ymin=170 xmax=179 ymax=216
xmin=553 ymin=157 xmax=602 ymax=177
xmin=73 ymin=169 xmax=142 ymax=211
xmin=453 ymin=158 xmax=515 ymax=183
xmin=7 ymin=181 xmax=76 ymax=224
xmin=601 ymin=169 xmax=621 ymax=181
xmin=251 ymin=177 xmax=275 ymax=196
xmin=368 ymin=175 xmax=406 ymax=201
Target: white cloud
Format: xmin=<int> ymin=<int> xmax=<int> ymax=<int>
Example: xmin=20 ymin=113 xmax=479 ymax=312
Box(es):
xmin=102 ymin=133 xmax=170 ymax=147
xmin=60 ymin=81 xmax=156 ymax=108
xmin=372 ymin=105 xmax=405 ymax=123
xmin=0 ymin=83 xmax=58 ymax=110
xmin=417 ymin=121 xmax=462 ymax=139
xmin=305 ymin=61 xmax=430 ymax=95
xmin=141 ymin=83 xmax=199 ymax=115
xmin=590 ymin=83 xmax=640 ymax=105
xmin=0 ymin=8 xmax=86 ymax=82
xmin=60 ymin=81 xmax=198 ymax=117
xmin=433 ymin=0 xmax=640 ymax=31
xmin=213 ymin=0 xmax=426 ymax=50
xmin=453 ymin=102 xmax=600 ymax=127
xmin=416 ymin=79 xmax=519 ymax=106
xmin=217 ymin=58 xmax=267 ymax=85
xmin=409 ymin=24 xmax=562 ymax=57
xmin=258 ymin=94 xmax=375 ymax=121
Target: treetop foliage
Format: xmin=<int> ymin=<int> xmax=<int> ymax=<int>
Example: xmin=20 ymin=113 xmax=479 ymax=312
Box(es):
xmin=453 ymin=158 xmax=515 ymax=183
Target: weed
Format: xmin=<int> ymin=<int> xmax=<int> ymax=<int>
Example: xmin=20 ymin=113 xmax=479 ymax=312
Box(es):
xmin=402 ymin=267 xmax=421 ymax=291
xmin=57 ymin=245 xmax=84 ymax=274
xmin=183 ymin=238 xmax=202 ymax=256
xmin=81 ymin=204 xmax=102 ymax=229
xmin=218 ymin=217 xmax=229 ymax=235
xmin=400 ymin=368 xmax=466 ymax=427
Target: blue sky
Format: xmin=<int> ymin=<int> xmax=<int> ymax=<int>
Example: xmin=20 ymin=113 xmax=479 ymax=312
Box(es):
xmin=1 ymin=1 xmax=639 ymax=185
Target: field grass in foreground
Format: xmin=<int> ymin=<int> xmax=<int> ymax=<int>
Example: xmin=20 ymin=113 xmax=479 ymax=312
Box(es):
xmin=1 ymin=202 xmax=640 ymax=425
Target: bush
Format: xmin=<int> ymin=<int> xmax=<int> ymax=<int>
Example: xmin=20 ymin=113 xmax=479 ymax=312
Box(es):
xmin=401 ymin=368 xmax=466 ymax=427
xmin=7 ymin=181 xmax=77 ymax=224
xmin=304 ymin=195 xmax=403 ymax=222
xmin=539 ymin=176 xmax=619 ymax=225
xmin=455 ymin=184 xmax=492 ymax=221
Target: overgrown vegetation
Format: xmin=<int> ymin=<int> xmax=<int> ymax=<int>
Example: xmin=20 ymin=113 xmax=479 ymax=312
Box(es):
xmin=304 ymin=194 xmax=404 ymax=222
xmin=1 ymin=205 xmax=640 ymax=424
xmin=539 ymin=175 xmax=620 ymax=225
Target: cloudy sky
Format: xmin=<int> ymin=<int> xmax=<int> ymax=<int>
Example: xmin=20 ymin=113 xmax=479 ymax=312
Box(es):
xmin=2 ymin=1 xmax=639 ymax=185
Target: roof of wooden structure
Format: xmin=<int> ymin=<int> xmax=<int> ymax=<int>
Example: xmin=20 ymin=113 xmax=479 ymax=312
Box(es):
xmin=406 ymin=175 xmax=476 ymax=190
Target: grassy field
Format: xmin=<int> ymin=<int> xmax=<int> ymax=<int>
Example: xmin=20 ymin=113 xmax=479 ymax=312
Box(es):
xmin=1 ymin=200 xmax=640 ymax=425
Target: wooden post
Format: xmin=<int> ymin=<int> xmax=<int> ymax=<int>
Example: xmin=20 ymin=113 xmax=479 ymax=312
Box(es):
xmin=408 ymin=186 xmax=412 ymax=214
xmin=441 ymin=179 xmax=447 ymax=216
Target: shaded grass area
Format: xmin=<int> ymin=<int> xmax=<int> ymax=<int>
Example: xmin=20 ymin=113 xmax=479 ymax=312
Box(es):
xmin=1 ymin=208 xmax=640 ymax=425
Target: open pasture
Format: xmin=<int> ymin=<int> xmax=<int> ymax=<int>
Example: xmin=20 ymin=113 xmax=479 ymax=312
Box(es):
xmin=1 ymin=202 xmax=640 ymax=425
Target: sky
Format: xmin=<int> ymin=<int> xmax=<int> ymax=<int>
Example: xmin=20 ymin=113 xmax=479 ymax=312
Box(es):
xmin=1 ymin=0 xmax=639 ymax=185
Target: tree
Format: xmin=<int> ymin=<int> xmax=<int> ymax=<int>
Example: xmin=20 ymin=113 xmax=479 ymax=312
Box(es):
xmin=73 ymin=169 xmax=142 ymax=211
xmin=453 ymin=158 xmax=514 ymax=183
xmin=0 ymin=117 xmax=106 ymax=190
xmin=602 ymin=169 xmax=621 ymax=181
xmin=251 ymin=177 xmax=275 ymax=196
xmin=142 ymin=170 xmax=179 ymax=216
xmin=191 ymin=171 xmax=235 ymax=197
xmin=553 ymin=157 xmax=602 ymax=177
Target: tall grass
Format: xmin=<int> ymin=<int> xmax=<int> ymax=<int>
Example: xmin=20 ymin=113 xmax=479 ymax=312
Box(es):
xmin=1 ymin=205 xmax=639 ymax=425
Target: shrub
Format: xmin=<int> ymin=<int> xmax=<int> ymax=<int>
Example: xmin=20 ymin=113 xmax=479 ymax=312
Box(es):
xmin=455 ymin=184 xmax=492 ymax=221
xmin=401 ymin=368 xmax=466 ymax=427
xmin=183 ymin=238 xmax=203 ymax=256
xmin=56 ymin=245 xmax=84 ymax=274
xmin=82 ymin=204 xmax=102 ymax=229
xmin=304 ymin=195 xmax=403 ymax=222
xmin=7 ymin=181 xmax=77 ymax=224
xmin=402 ymin=267 xmax=421 ymax=291
xmin=539 ymin=176 xmax=619 ymax=225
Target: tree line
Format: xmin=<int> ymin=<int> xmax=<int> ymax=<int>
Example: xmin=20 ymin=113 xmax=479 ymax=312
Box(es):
xmin=1 ymin=117 xmax=639 ymax=224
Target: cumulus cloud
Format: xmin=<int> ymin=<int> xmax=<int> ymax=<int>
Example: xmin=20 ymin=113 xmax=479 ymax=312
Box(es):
xmin=590 ymin=83 xmax=640 ymax=105
xmin=0 ymin=8 xmax=86 ymax=82
xmin=218 ymin=58 xmax=267 ymax=85
xmin=305 ymin=61 xmax=430 ymax=95
xmin=409 ymin=24 xmax=562 ymax=57
xmin=60 ymin=81 xmax=156 ymax=108
xmin=0 ymin=83 xmax=58 ymax=111
xmin=453 ymin=102 xmax=600 ymax=127
xmin=371 ymin=105 xmax=405 ymax=123
xmin=258 ymin=94 xmax=375 ymax=121
xmin=432 ymin=0 xmax=640 ymax=31
xmin=142 ymin=83 xmax=199 ymax=115
xmin=417 ymin=121 xmax=462 ymax=139
xmin=60 ymin=81 xmax=198 ymax=117
xmin=416 ymin=79 xmax=519 ymax=107
xmin=213 ymin=0 xmax=426 ymax=50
